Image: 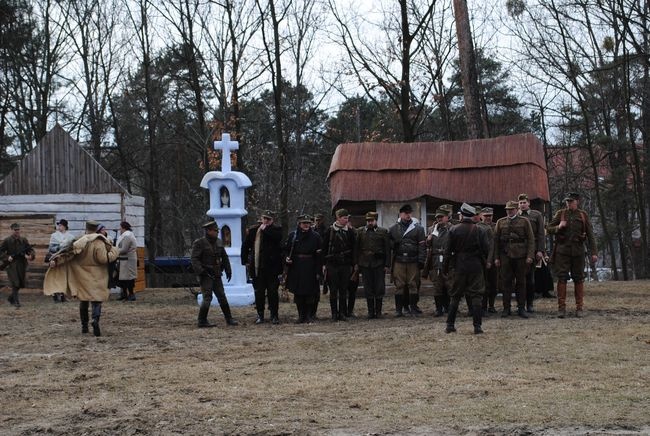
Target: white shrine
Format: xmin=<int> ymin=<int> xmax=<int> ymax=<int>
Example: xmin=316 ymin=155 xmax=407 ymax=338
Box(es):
xmin=198 ymin=133 xmax=254 ymax=307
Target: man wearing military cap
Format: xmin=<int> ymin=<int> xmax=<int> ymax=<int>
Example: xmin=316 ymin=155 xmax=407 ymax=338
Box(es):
xmin=479 ymin=207 xmax=498 ymax=314
xmin=489 ymin=201 xmax=535 ymax=319
xmin=241 ymin=210 xmax=283 ymax=324
xmin=191 ymin=220 xmax=238 ymax=327
xmin=518 ymin=193 xmax=546 ymax=313
xmin=355 ymin=211 xmax=390 ymax=319
xmin=322 ymin=209 xmax=357 ymax=321
xmin=1 ymin=223 xmax=36 ymax=307
xmin=424 ymin=208 xmax=452 ymax=317
xmin=546 ymin=192 xmax=598 ymax=318
xmin=313 ymin=213 xmax=327 ymax=238
xmin=389 ymin=204 xmax=426 ymax=316
xmin=443 ymin=203 xmax=490 ymax=334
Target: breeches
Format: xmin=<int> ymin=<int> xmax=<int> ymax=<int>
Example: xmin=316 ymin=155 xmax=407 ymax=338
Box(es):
xmin=431 ymin=270 xmax=452 ymax=297
xmin=201 ymin=279 xmax=228 ymax=305
xmin=393 ymin=262 xmax=420 ymax=296
xmin=449 ymin=270 xmax=484 ymax=304
xmin=327 ymin=264 xmax=352 ymax=309
xmin=554 ymin=253 xmax=586 ymax=283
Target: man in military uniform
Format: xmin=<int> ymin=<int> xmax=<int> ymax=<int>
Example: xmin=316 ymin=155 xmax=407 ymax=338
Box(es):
xmin=0 ymin=223 xmax=35 ymax=308
xmin=424 ymin=208 xmax=452 ymax=317
xmin=389 ymin=204 xmax=426 ymax=316
xmin=191 ymin=220 xmax=238 ymax=328
xmin=355 ymin=211 xmax=390 ymax=319
xmin=443 ymin=203 xmax=490 ymax=334
xmin=478 ymin=207 xmax=497 ymax=314
xmin=546 ymin=192 xmax=598 ymax=318
xmin=241 ymin=210 xmax=283 ymax=325
xmin=490 ymin=200 xmax=535 ymax=318
xmin=322 ymin=209 xmax=356 ymax=321
xmin=518 ymin=193 xmax=546 ymax=312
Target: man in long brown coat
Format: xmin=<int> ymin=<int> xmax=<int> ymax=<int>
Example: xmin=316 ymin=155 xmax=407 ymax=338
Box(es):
xmin=44 ymin=221 xmax=119 ymax=336
xmin=0 ymin=223 xmax=35 ymax=308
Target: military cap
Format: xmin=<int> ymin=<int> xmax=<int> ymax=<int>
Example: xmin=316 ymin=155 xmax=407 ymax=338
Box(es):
xmin=261 ymin=210 xmax=275 ymax=220
xmin=365 ymin=211 xmax=379 ymax=221
xmin=399 ymin=204 xmax=413 ymax=213
xmin=335 ymin=208 xmax=350 ymax=218
xmin=482 ymin=207 xmax=494 ymax=215
xmin=505 ymin=200 xmax=518 ymax=210
xmin=202 ymin=220 xmax=218 ymax=230
xmin=10 ymin=222 xmax=20 ymax=230
xmin=460 ymin=203 xmax=476 ymax=217
xmin=439 ymin=204 xmax=454 ymax=214
xmin=297 ymin=214 xmax=313 ymax=223
xmin=85 ymin=220 xmax=99 ymax=231
xmin=474 ymin=206 xmax=483 ymax=214
xmin=434 ymin=208 xmax=446 ymax=218
xmin=518 ymin=193 xmax=529 ymax=201
xmin=314 ymin=213 xmax=324 ymax=220
xmin=564 ymin=192 xmax=580 ymax=202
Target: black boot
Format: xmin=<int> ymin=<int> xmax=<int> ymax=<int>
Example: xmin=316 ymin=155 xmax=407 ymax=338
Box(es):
xmin=79 ymin=302 xmax=89 ymax=334
xmin=330 ymin=300 xmax=339 ymax=321
xmin=311 ymin=299 xmax=319 ymax=320
xmin=366 ymin=298 xmax=376 ymax=319
xmin=197 ymin=300 xmax=216 ymax=328
xmin=409 ymin=294 xmax=422 ymax=315
xmin=442 ymin=294 xmax=450 ymax=313
xmin=445 ymin=301 xmax=459 ymax=333
xmin=219 ymin=301 xmax=238 ymax=325
xmin=375 ymin=298 xmax=383 ymax=318
xmin=10 ymin=287 xmax=20 ymax=307
xmin=91 ymin=302 xmax=102 ymax=337
xmin=395 ymin=294 xmax=404 ymax=317
xmin=517 ymin=306 xmax=529 ymax=319
xmin=296 ymin=301 xmax=307 ymax=324
xmin=472 ymin=301 xmax=483 ymax=334
xmin=255 ymin=311 xmax=265 ymax=325
xmin=433 ymin=296 xmax=444 ymax=317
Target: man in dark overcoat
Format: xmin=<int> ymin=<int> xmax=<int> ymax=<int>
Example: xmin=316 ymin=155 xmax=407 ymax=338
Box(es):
xmin=0 ymin=223 xmax=35 ymax=307
xmin=191 ymin=220 xmax=238 ymax=328
xmin=425 ymin=208 xmax=453 ymax=317
xmin=242 ymin=210 xmax=283 ymax=324
xmin=322 ymin=209 xmax=356 ymax=321
xmin=355 ymin=211 xmax=390 ymax=319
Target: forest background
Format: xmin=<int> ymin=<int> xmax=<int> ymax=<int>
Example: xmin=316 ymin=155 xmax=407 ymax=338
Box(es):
xmin=1 ymin=0 xmax=649 ymax=280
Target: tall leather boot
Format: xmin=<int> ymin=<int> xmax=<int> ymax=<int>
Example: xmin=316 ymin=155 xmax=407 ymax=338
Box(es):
xmin=366 ymin=298 xmax=376 ymax=319
xmin=375 ymin=298 xmax=383 ymax=318
xmin=296 ymin=300 xmax=307 ymax=323
xmin=574 ymin=281 xmax=585 ymax=316
xmin=79 ymin=301 xmax=89 ymax=333
xmin=557 ymin=281 xmax=567 ymax=318
xmin=442 ymin=294 xmax=450 ymax=313
xmin=433 ymin=296 xmax=444 ymax=317
xmin=394 ymin=294 xmax=404 ymax=317
xmin=409 ymin=293 xmax=422 ymax=315
xmin=347 ymin=282 xmax=357 ymax=317
xmin=472 ymin=301 xmax=483 ymax=334
xmin=465 ymin=295 xmax=473 ymax=316
xmin=219 ymin=301 xmax=238 ymax=325
xmin=330 ymin=299 xmax=339 ymax=321
xmin=198 ymin=299 xmax=215 ymax=327
xmin=91 ymin=302 xmax=102 ymax=337
xmin=526 ymin=285 xmax=535 ymax=313
xmin=338 ymin=292 xmax=348 ymax=321
xmin=445 ymin=300 xmax=459 ymax=333
xmin=10 ymin=287 xmax=20 ymax=307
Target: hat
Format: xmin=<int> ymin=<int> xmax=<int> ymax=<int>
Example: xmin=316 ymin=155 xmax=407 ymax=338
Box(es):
xmin=10 ymin=223 xmax=20 ymax=230
xmin=85 ymin=220 xmax=99 ymax=232
xmin=365 ymin=211 xmax=379 ymax=221
xmin=399 ymin=204 xmax=413 ymax=213
xmin=439 ymin=204 xmax=454 ymax=214
xmin=474 ymin=206 xmax=483 ymax=214
xmin=261 ymin=210 xmax=275 ymax=220
xmin=56 ymin=219 xmax=69 ymax=228
xmin=96 ymin=223 xmax=106 ymax=233
xmin=505 ymin=200 xmax=518 ymax=210
xmin=460 ymin=203 xmax=476 ymax=217
xmin=335 ymin=209 xmax=350 ymax=218
xmin=314 ymin=213 xmax=324 ymax=220
xmin=202 ymin=220 xmax=218 ymax=230
xmin=482 ymin=207 xmax=494 ymax=215
xmin=518 ymin=193 xmax=529 ymax=201
xmin=564 ymin=192 xmax=580 ymax=202
xmin=297 ymin=214 xmax=313 ymax=223
xmin=434 ymin=208 xmax=446 ymax=218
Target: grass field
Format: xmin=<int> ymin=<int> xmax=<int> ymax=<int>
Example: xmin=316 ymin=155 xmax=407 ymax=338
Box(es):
xmin=0 ymin=281 xmax=649 ymax=435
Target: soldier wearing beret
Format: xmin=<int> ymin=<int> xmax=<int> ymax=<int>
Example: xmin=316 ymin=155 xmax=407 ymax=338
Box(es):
xmin=478 ymin=207 xmax=498 ymax=314
xmin=355 ymin=211 xmax=391 ymax=319
xmin=443 ymin=203 xmax=490 ymax=334
xmin=322 ymin=209 xmax=357 ymax=321
xmin=0 ymin=223 xmax=35 ymax=307
xmin=518 ymin=193 xmax=546 ymax=312
xmin=191 ymin=220 xmax=238 ymax=328
xmin=490 ymin=200 xmax=535 ymax=319
xmin=389 ymin=204 xmax=426 ymax=316
xmin=424 ymin=208 xmax=452 ymax=317
xmin=241 ymin=211 xmax=283 ymax=325
xmin=546 ymin=192 xmax=598 ymax=318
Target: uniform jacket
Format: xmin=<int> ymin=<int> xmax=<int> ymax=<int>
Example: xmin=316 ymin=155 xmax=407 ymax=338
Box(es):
xmin=389 ymin=218 xmax=426 ymax=264
xmin=444 ymin=218 xmax=490 ymax=275
xmin=546 ymin=208 xmax=597 ymax=257
xmin=322 ymin=224 xmax=356 ymax=266
xmin=284 ymin=228 xmax=322 ymax=295
xmin=191 ymin=235 xmax=232 ymax=291
xmin=241 ymin=223 xmax=283 ymax=277
xmin=491 ymin=215 xmax=535 ymax=261
xmin=43 ymin=234 xmax=119 ymax=301
xmin=117 ymin=230 xmax=138 ymax=281
xmin=0 ymin=235 xmax=35 ymax=288
xmin=426 ymin=222 xmax=451 ymax=272
xmin=355 ymin=225 xmax=391 ymax=269
xmin=519 ymin=208 xmax=546 ymax=253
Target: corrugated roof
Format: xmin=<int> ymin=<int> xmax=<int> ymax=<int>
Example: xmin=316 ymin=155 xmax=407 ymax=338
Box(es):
xmin=327 ymin=133 xmax=549 ymax=208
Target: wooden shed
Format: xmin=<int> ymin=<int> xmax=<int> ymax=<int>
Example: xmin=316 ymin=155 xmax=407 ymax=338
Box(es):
xmin=326 ymin=133 xmax=550 ymax=228
xmin=0 ymin=125 xmax=146 ymax=290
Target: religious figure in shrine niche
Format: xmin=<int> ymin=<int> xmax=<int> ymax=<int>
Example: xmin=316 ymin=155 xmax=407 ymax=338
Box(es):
xmin=220 ymin=186 xmax=230 ymax=208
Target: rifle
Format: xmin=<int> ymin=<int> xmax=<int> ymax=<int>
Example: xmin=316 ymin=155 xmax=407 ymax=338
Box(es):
xmin=281 ymin=227 xmax=299 ymax=287
xmin=0 ymin=244 xmax=34 ymax=271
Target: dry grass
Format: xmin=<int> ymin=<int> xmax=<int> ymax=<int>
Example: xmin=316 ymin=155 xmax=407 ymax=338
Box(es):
xmin=0 ymin=281 xmax=649 ymax=435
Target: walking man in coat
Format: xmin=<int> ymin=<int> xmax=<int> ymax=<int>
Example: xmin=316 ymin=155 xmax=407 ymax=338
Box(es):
xmin=490 ymin=200 xmax=535 ymax=318
xmin=518 ymin=193 xmax=546 ymax=312
xmin=1 ymin=223 xmax=35 ymax=308
xmin=44 ymin=220 xmax=119 ymax=336
xmin=546 ymin=192 xmax=598 ymax=318
xmin=322 ymin=209 xmax=356 ymax=321
xmin=355 ymin=211 xmax=390 ymax=319
xmin=242 ymin=210 xmax=283 ymax=324
xmin=389 ymin=204 xmax=426 ymax=316
xmin=191 ymin=220 xmax=238 ymax=328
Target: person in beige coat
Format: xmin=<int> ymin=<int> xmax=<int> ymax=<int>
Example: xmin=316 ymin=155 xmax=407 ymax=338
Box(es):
xmin=116 ymin=221 xmax=138 ymax=301
xmin=44 ymin=221 xmax=119 ymax=336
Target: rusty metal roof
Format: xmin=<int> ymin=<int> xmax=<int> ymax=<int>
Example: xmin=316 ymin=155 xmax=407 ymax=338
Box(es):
xmin=327 ymin=133 xmax=549 ymax=208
